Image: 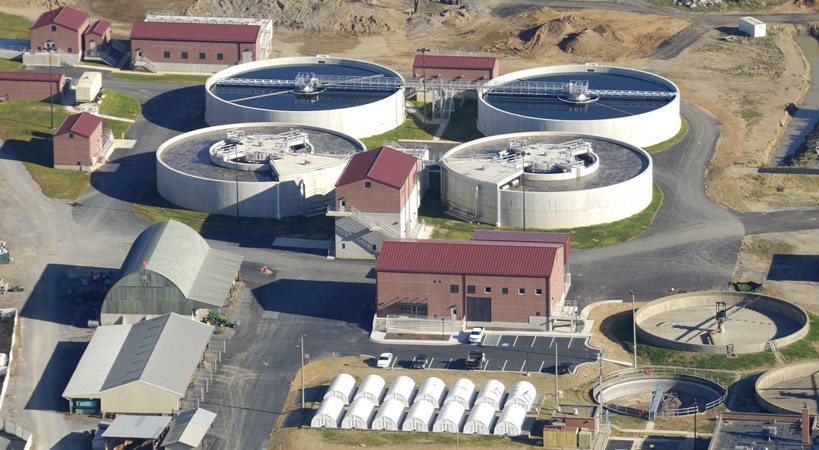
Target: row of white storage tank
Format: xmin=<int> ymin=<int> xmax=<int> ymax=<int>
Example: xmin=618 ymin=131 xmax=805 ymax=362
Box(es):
xmin=311 ymin=373 xmax=536 ymax=436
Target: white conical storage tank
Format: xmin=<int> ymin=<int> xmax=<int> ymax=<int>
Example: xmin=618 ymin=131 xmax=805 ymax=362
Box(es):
xmin=444 ymin=378 xmax=476 ymax=409
xmin=506 ymin=381 xmax=536 ymax=411
xmin=475 ymin=379 xmax=506 ymax=410
xmin=494 ymin=404 xmax=527 ymax=436
xmin=463 ymin=402 xmax=497 ymax=435
xmin=310 ymin=396 xmax=345 ymax=428
xmin=372 ymin=398 xmax=406 ymax=431
xmin=432 ymin=401 xmax=466 ymax=433
xmin=415 ymin=377 xmax=446 ymax=408
xmin=323 ymin=373 xmax=357 ymax=405
xmin=354 ymin=374 xmax=386 ymax=405
xmin=402 ymin=399 xmax=436 ymax=432
xmin=341 ymin=397 xmax=376 ymax=430
xmin=384 ymin=375 xmax=416 ymax=407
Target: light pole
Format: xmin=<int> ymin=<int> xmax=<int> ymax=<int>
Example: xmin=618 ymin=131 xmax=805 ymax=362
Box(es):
xmin=48 ymin=48 xmax=54 ymax=129
xmin=416 ymin=47 xmax=430 ymax=123
xmin=300 ymin=334 xmax=306 ymax=409
xmin=693 ymin=398 xmax=699 ymax=449
xmin=521 ymin=151 xmax=526 ymax=231
xmin=629 ymin=289 xmax=637 ymax=367
xmin=551 ymin=339 xmax=559 ymax=411
xmin=441 ymin=317 xmax=445 ymax=338
xmin=234 ymin=144 xmax=240 ymax=220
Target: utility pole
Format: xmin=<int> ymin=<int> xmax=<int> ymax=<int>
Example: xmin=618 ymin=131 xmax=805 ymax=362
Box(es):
xmin=521 ymin=151 xmax=526 ymax=231
xmin=693 ymin=398 xmax=699 ymax=449
xmin=48 ymin=48 xmax=54 ymax=129
xmin=552 ymin=340 xmax=559 ymax=411
xmin=441 ymin=317 xmax=445 ymax=338
xmin=630 ymin=289 xmax=637 ymax=367
xmin=235 ymin=144 xmax=240 ymax=220
xmin=300 ymin=334 xmax=306 ymax=410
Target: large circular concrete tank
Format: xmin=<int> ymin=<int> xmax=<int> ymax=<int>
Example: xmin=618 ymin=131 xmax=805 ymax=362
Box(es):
xmin=475 ymin=379 xmax=506 ymax=411
xmin=416 ymin=377 xmax=446 ymax=408
xmin=432 ymin=402 xmax=467 ymax=433
xmin=478 ymin=64 xmax=681 ymax=148
xmin=323 ymin=373 xmax=356 ymax=405
xmin=444 ymin=378 xmax=476 ymax=409
xmin=385 ymin=376 xmax=416 ymax=407
xmin=372 ymin=398 xmax=406 ymax=431
xmin=311 ymin=396 xmax=345 ymax=428
xmin=464 ymin=403 xmax=497 ymax=435
xmin=206 ymin=56 xmax=406 ymax=139
xmin=354 ymin=374 xmax=386 ymax=405
xmin=402 ymin=399 xmax=435 ymax=432
xmin=494 ymin=404 xmax=527 ymax=436
xmin=341 ymin=397 xmax=376 ymax=430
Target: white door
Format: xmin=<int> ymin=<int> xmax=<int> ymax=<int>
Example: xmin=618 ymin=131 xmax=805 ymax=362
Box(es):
xmin=242 ymin=50 xmax=253 ymax=63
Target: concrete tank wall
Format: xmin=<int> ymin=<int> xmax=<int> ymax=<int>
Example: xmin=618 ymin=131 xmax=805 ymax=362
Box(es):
xmin=477 ymin=64 xmax=681 ymax=148
xmin=755 ymin=361 xmax=819 ymax=414
xmin=205 ymin=56 xmax=406 ymax=139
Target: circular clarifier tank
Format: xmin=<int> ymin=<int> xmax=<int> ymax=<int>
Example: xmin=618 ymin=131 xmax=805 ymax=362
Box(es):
xmin=156 ymin=122 xmax=364 ymax=219
xmin=205 ymin=56 xmax=406 ymax=139
xmin=478 ymin=64 xmax=681 ymax=147
xmin=756 ymin=361 xmax=819 ymax=415
xmin=635 ymin=291 xmax=809 ymax=355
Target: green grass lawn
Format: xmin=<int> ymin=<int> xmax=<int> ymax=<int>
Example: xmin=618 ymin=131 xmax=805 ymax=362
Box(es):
xmin=361 ymin=114 xmax=437 ymax=149
xmin=421 ymin=183 xmax=664 ymax=249
xmin=0 ymin=100 xmax=91 ymax=199
xmin=645 ymin=117 xmax=689 ymax=154
xmin=0 ymin=12 xmax=32 ymax=39
xmin=132 ymin=177 xmax=334 ymax=238
xmin=100 ymin=89 xmax=141 ymax=120
xmin=319 ymin=429 xmax=530 ymax=447
xmin=109 ymin=72 xmax=209 ymax=84
xmin=780 ymin=313 xmax=819 ymax=361
xmin=0 ymin=59 xmax=22 ymax=71
xmin=104 ymin=119 xmax=131 ymax=140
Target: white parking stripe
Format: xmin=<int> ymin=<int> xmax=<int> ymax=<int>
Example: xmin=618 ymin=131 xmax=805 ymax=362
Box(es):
xmin=512 ymin=335 xmax=519 ymax=347
xmin=501 ymin=360 xmax=508 ymax=371
xmin=549 ymin=336 xmax=555 ymax=347
xmin=446 ymin=357 xmax=452 ymax=369
xmin=391 ymin=355 xmax=398 ymax=369
xmin=568 ymin=337 xmax=573 ymax=348
xmin=428 ymin=357 xmax=435 ymax=368
xmin=538 ymin=361 xmax=545 ymax=372
xmin=520 ymin=361 xmax=526 ymax=372
xmin=531 ymin=336 xmax=537 ymax=348
xmin=483 ymin=359 xmax=489 ymax=371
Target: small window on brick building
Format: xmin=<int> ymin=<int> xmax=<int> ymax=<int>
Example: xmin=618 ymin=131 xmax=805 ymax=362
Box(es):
xmin=467 ymin=285 xmax=475 ymax=294
xmin=163 ymin=51 xmax=170 ymax=59
xmin=518 ymin=288 xmax=525 ymax=295
xmin=536 ymin=288 xmax=543 ymax=295
xmin=199 ymin=52 xmax=206 ymax=60
xmin=484 ymin=287 xmax=492 ymax=294
xmin=502 ymin=287 xmax=508 ymax=294
xmin=181 ymin=52 xmax=188 ymax=59
xmin=51 ymin=25 xmax=57 ymax=32
xmin=450 ymin=284 xmax=458 ymax=294
xmin=67 ymin=47 xmax=72 ymax=53
xmin=68 ymin=133 xmax=74 ymax=139
xmin=217 ymin=53 xmax=224 ymax=60
xmin=364 ymin=181 xmax=371 ymax=188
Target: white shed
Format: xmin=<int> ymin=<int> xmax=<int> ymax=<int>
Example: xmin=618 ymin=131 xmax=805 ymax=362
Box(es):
xmin=432 ymin=401 xmax=466 ymax=433
xmin=475 ymin=379 xmax=506 ymax=410
xmin=311 ymin=397 xmax=345 ymax=428
xmin=372 ymin=398 xmax=406 ymax=431
xmin=341 ymin=397 xmax=376 ymax=430
xmin=354 ymin=374 xmax=386 ymax=405
xmin=384 ymin=375 xmax=416 ymax=407
xmin=401 ymin=400 xmax=435 ymax=432
xmin=323 ymin=373 xmax=357 ymax=405
xmin=739 ymin=16 xmax=766 ymax=37
xmin=494 ymin=404 xmax=527 ymax=436
xmin=444 ymin=378 xmax=476 ymax=409
xmin=506 ymin=381 xmax=536 ymax=411
xmin=415 ymin=377 xmax=446 ymax=408
xmin=463 ymin=402 xmax=497 ymax=435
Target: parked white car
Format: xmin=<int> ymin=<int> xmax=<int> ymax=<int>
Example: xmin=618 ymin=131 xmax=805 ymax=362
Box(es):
xmin=376 ymin=352 xmax=394 ymax=368
xmin=468 ymin=327 xmax=484 ymax=344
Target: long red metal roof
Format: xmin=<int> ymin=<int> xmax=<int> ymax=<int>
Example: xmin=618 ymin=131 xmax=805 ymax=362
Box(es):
xmin=130 ymin=21 xmax=260 ymax=44
xmin=31 ymin=6 xmax=89 ymax=32
xmin=413 ymin=54 xmax=497 ymax=71
xmin=54 ymin=112 xmax=102 ymax=138
xmin=87 ymin=19 xmax=111 ymax=36
xmin=376 ymin=240 xmax=557 ymax=278
xmin=0 ymin=71 xmax=64 ymax=82
xmin=336 ymin=147 xmax=416 ymax=189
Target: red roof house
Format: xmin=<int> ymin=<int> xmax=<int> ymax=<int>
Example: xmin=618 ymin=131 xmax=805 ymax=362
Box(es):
xmin=30 ymin=6 xmax=90 ymax=55
xmin=84 ymin=20 xmax=112 ymax=57
xmin=412 ymin=54 xmax=499 ymax=82
xmin=0 ymin=71 xmax=65 ymax=102
xmin=335 ymin=147 xmax=418 ymax=214
xmin=53 ymin=112 xmax=106 ymax=170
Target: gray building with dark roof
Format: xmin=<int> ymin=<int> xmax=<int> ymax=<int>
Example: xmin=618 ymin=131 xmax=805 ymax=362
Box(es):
xmin=101 ymin=220 xmax=243 ymax=325
xmin=63 ymin=313 xmax=213 ymax=415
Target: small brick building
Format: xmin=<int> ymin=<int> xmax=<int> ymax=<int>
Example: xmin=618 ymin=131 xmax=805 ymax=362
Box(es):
xmin=0 ymin=71 xmax=65 ymax=102
xmin=30 ymin=6 xmax=90 ymax=56
xmin=375 ymin=238 xmax=566 ymax=323
xmin=333 ymin=147 xmax=421 ymax=259
xmin=53 ymin=112 xmax=106 ymax=170
xmin=83 ymin=19 xmax=112 ymax=57
xmin=130 ymin=21 xmax=263 ymax=72
xmin=412 ymin=54 xmax=499 ymax=82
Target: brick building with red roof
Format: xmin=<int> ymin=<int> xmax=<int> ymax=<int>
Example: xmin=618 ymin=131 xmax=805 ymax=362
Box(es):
xmin=30 ymin=6 xmax=90 ymax=56
xmin=331 ymin=146 xmax=422 ymax=259
xmin=412 ymin=54 xmax=499 ymax=82
xmin=375 ymin=237 xmax=567 ymax=323
xmin=83 ymin=19 xmax=112 ymax=58
xmin=53 ymin=112 xmax=111 ymax=170
xmin=0 ymin=71 xmax=65 ymax=102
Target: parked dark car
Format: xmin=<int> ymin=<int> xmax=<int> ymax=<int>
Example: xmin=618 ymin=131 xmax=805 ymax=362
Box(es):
xmin=465 ymin=350 xmax=487 ymax=370
xmin=412 ymin=353 xmax=429 ymax=369
xmin=542 ymin=362 xmax=575 ymax=375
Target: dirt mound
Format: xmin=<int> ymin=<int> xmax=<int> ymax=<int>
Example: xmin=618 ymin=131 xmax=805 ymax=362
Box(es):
xmin=558 ymin=28 xmax=612 ymax=56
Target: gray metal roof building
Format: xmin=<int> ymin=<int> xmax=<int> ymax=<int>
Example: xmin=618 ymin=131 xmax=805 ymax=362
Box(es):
xmin=162 ymin=408 xmax=217 ymax=449
xmin=101 ymin=219 xmax=243 ymax=325
xmin=63 ymin=313 xmax=213 ymax=415
xmin=102 ymin=414 xmax=171 ymax=440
